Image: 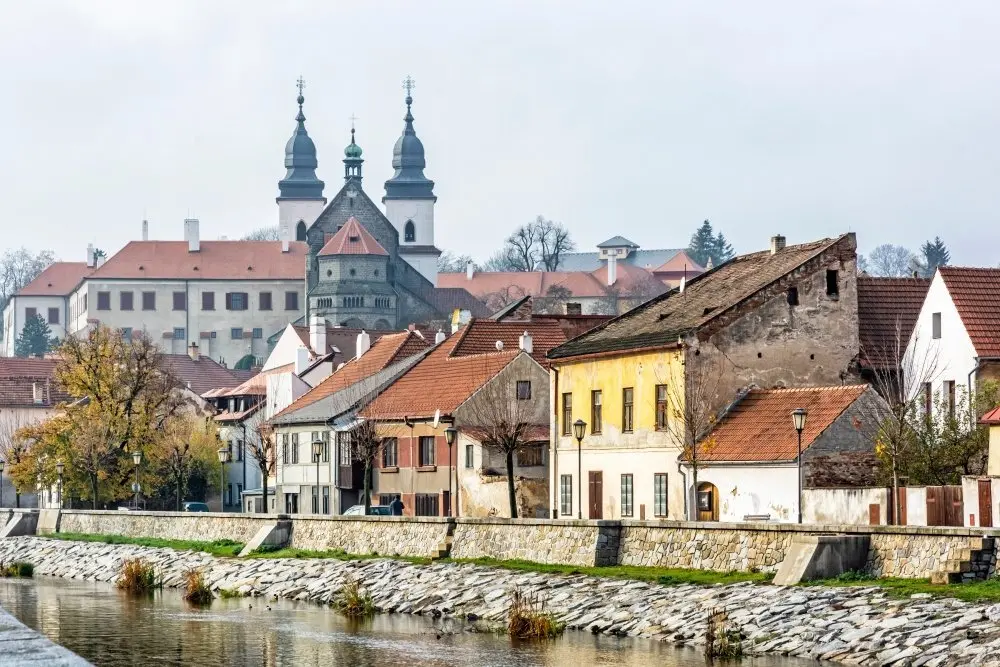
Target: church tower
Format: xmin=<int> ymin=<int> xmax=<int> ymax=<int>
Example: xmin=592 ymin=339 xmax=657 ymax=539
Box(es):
xmin=343 ymin=119 xmax=363 ymax=185
xmin=383 ymin=76 xmax=440 ymax=285
xmin=277 ymin=78 xmax=327 ymax=242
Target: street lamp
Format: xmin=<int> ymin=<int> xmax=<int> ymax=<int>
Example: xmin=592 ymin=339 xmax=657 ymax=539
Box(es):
xmin=55 ymin=460 xmax=64 ymax=509
xmin=132 ymin=450 xmax=142 ymax=510
xmin=217 ymin=446 xmax=230 ymax=512
xmin=445 ymin=427 xmax=457 ymax=517
xmin=791 ymin=408 xmax=808 ymax=524
xmin=0 ymin=459 xmax=5 ymax=509
xmin=312 ymin=439 xmax=323 ymax=514
xmin=573 ymin=419 xmax=586 ymax=520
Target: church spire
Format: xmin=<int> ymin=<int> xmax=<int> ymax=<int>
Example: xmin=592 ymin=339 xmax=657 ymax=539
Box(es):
xmin=343 ymin=114 xmax=364 ymax=184
xmin=383 ymin=75 xmax=436 ymax=202
xmin=278 ymin=77 xmax=325 ymax=200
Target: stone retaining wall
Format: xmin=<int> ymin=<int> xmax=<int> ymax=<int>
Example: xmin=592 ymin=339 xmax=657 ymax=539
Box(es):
xmin=57 ymin=510 xmax=274 ymax=545
xmin=617 ymin=522 xmax=793 ymax=572
xmin=289 ymin=516 xmax=449 ymax=558
xmin=450 ymin=518 xmax=618 ymax=566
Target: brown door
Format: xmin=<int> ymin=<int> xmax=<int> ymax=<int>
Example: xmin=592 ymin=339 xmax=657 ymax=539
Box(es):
xmin=980 ymin=480 xmax=993 ymax=528
xmin=697 ymin=482 xmax=720 ymax=522
xmin=926 ymin=486 xmax=942 ymax=526
xmin=897 ymin=487 xmax=907 ymax=525
xmin=588 ymin=471 xmax=603 ymax=519
xmin=869 ymin=504 xmax=880 ymax=525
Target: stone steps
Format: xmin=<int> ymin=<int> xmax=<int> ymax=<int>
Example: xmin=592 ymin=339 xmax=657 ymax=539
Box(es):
xmin=432 ymin=521 xmax=456 ymax=560
xmin=930 ymin=537 xmax=995 ymax=585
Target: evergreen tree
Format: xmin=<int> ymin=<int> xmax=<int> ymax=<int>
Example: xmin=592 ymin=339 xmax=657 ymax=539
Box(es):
xmin=13 ymin=315 xmax=54 ymax=358
xmin=687 ymin=220 xmax=716 ymax=267
xmin=918 ymin=237 xmax=950 ymax=277
xmin=712 ymin=232 xmax=735 ymax=265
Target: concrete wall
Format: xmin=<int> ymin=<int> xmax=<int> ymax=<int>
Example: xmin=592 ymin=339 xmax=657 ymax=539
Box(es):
xmin=802 ymin=488 xmax=888 ymax=525
xmin=962 ymin=476 xmax=1000 ymax=529
xmin=289 ymin=515 xmax=449 ymax=557
xmin=699 ymin=464 xmax=798 ymax=522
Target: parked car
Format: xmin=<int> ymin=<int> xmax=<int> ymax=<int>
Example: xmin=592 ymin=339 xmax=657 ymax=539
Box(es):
xmin=182 ymin=502 xmax=210 ymax=513
xmin=342 ymin=504 xmax=391 ymax=516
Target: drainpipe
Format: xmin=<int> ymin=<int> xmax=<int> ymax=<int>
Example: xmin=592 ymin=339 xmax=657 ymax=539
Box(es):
xmin=551 ymin=366 xmax=560 ymax=518
xmin=677 ymin=461 xmax=688 ymax=520
xmin=968 ymin=358 xmax=981 ymax=429
xmin=241 ymin=421 xmax=247 ymax=512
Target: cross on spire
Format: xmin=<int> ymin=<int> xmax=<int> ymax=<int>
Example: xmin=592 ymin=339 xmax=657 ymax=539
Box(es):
xmin=402 ymin=75 xmax=415 ymax=98
xmin=349 ymin=113 xmax=359 ymax=130
xmin=296 ymin=76 xmax=306 ymax=96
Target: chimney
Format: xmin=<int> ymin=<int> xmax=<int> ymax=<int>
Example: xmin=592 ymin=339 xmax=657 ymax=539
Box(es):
xmin=770 ymin=235 xmax=786 ymax=255
xmin=184 ymin=218 xmax=200 ymax=252
xmin=607 ymin=255 xmax=617 ymax=286
xmin=519 ymin=331 xmax=533 ymax=354
xmin=280 ymin=220 xmax=290 ymax=253
xmin=309 ymin=314 xmax=327 ymax=355
xmin=294 ymin=346 xmax=309 ymax=375
xmin=141 ymin=219 xmax=149 ymax=241
xmin=679 ymin=276 xmax=686 ymax=293
xmin=705 ymin=256 xmax=714 ymax=270
xmin=188 ymin=341 xmax=199 ymax=361
xmin=86 ymin=244 xmax=95 ymax=268
xmin=355 ymin=330 xmax=371 ymax=359
xmin=466 ymin=261 xmax=474 ymax=280
xmin=434 ymin=329 xmax=446 ymax=345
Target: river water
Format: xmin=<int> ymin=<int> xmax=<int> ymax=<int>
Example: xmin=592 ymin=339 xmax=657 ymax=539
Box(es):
xmin=0 ymin=577 xmax=811 ymax=666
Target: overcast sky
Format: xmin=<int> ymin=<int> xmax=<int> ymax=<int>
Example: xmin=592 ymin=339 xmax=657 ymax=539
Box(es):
xmin=2 ymin=1 xmax=999 ymax=266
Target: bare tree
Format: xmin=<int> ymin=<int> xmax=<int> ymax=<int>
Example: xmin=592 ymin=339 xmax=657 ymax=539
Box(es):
xmin=487 ymin=217 xmax=576 ymax=273
xmin=0 ymin=411 xmax=28 ymax=507
xmin=483 ymin=284 xmax=528 ymax=312
xmin=242 ymin=226 xmax=281 ymax=241
xmin=535 ymin=217 xmax=575 ymax=271
xmin=506 ymin=224 xmax=540 ymax=272
xmin=437 ymin=251 xmax=477 ymax=273
xmin=0 ymin=248 xmax=55 ymax=338
xmin=864 ymin=244 xmax=916 ymax=278
xmin=245 ymin=411 xmax=275 ymax=513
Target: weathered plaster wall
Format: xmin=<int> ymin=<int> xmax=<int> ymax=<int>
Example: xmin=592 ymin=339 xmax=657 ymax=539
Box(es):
xmin=803 ymin=394 xmax=881 ymax=488
xmin=699 ymin=465 xmax=798 ymax=522
xmin=802 ymin=488 xmax=888 ymax=525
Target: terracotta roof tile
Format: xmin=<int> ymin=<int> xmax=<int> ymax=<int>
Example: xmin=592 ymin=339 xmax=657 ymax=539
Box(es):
xmin=160 ymin=354 xmax=249 ymax=396
xmin=291 ymin=325 xmax=398 ymax=359
xmin=938 ymin=267 xmax=1000 ymax=358
xmin=0 ymin=359 xmax=70 ymax=407
xmin=450 ymin=319 xmax=567 ymax=366
xmin=981 ymin=405 xmax=1000 ymax=425
xmin=88 ymin=240 xmax=308 ymax=280
xmin=697 ymin=385 xmax=870 ymax=462
xmin=318 ymin=217 xmax=388 ymax=256
xmin=16 ymin=262 xmax=92 ymax=296
xmin=857 ymin=276 xmax=930 ymax=369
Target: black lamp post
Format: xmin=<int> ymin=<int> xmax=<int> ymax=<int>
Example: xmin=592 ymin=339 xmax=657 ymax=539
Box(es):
xmin=55 ymin=460 xmax=64 ymax=509
xmin=791 ymin=408 xmax=808 ymax=524
xmin=312 ymin=439 xmax=323 ymax=514
xmin=217 ymin=446 xmax=230 ymax=512
xmin=445 ymin=427 xmax=457 ymax=517
xmin=132 ymin=450 xmax=142 ymax=510
xmin=573 ymin=419 xmax=586 ymax=520
xmin=0 ymin=459 xmax=5 ymax=508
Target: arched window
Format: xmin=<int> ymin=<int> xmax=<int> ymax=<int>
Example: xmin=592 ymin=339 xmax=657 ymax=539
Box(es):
xmin=404 ymin=220 xmax=415 ymax=243
xmin=295 ymin=220 xmax=307 ymax=241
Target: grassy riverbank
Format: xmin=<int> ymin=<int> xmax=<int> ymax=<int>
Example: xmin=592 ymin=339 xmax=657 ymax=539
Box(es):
xmin=804 ymin=571 xmax=1000 ymax=603
xmin=48 ymin=533 xmax=244 ymax=557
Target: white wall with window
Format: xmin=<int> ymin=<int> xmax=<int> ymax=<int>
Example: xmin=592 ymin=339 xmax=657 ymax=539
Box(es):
xmin=272 ymin=424 xmax=338 ymax=515
xmin=2 ymin=295 xmax=70 ymax=357
xmin=456 ymin=431 xmax=549 ymax=518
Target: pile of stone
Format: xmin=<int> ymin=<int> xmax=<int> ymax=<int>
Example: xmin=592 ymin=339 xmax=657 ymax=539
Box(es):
xmin=2 ymin=536 xmax=999 ymax=666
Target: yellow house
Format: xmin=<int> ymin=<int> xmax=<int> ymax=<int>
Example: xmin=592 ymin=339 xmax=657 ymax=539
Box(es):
xmin=548 ymin=233 xmax=862 ymax=521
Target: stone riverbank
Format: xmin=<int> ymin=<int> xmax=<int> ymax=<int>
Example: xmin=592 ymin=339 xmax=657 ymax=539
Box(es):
xmin=0 ymin=602 xmax=91 ymax=666
xmin=2 ymin=536 xmax=1000 ymax=666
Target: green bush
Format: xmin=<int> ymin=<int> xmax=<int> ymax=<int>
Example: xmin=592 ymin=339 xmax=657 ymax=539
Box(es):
xmin=332 ymin=578 xmax=375 ymax=617
xmin=0 ymin=561 xmax=34 ymax=578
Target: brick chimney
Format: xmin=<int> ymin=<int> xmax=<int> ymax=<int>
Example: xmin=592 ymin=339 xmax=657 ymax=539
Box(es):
xmin=188 ymin=341 xmax=199 ymax=361
xmin=770 ymin=235 xmax=786 ymax=255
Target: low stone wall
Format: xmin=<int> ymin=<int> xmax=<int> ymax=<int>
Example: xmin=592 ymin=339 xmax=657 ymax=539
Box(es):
xmin=618 ymin=522 xmax=794 ymax=572
xmin=450 ymin=518 xmax=618 ymax=566
xmin=289 ymin=515 xmax=449 ymax=558
xmin=866 ymin=530 xmax=996 ymax=579
xmin=57 ymin=510 xmax=274 ymax=545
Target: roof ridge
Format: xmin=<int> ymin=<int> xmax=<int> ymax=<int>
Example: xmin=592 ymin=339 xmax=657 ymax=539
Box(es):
xmin=750 ymin=384 xmax=868 ymax=393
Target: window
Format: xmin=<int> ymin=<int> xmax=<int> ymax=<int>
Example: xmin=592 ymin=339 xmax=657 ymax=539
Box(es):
xmin=227 ymin=484 xmax=233 ymax=507
xmin=621 ymin=474 xmax=634 ymax=517
xmin=259 ymin=292 xmax=272 ymax=311
xmin=945 ymin=380 xmax=956 ymax=416
xmin=517 ymin=444 xmax=544 ymax=467
xmin=655 ymin=385 xmax=669 ymax=431
xmin=349 ymin=268 xmax=357 ymax=277
xmin=932 ymin=312 xmax=942 ymax=339
xmin=173 ymin=291 xmax=186 ymax=311
xmin=322 ymin=486 xmax=330 ymax=514
xmin=97 ymin=292 xmax=111 ymax=310
xmin=284 ymin=493 xmax=298 ymax=514
xmin=202 ymin=292 xmax=215 ymax=311
xmin=382 ymin=438 xmax=398 ymax=468
xmin=560 ymin=475 xmax=573 ymax=517
xmin=465 ymin=443 xmax=474 ymax=468
xmin=281 ymin=433 xmax=289 ymax=464
xmin=321 ymin=431 xmax=330 ymax=463
xmin=591 ymin=390 xmax=602 ymax=434
xmin=415 ymin=493 xmax=439 ymax=516
xmin=120 ymin=327 xmax=133 ymax=339
xmin=826 ymin=270 xmax=839 ymax=297
xmin=787 ymin=286 xmax=799 ymax=306
xmin=338 ymin=433 xmax=352 ymax=465
xmin=141 ymin=291 xmax=155 ymax=311
xmin=226 ymin=292 xmax=248 ymax=311
xmin=25 ymin=307 xmax=36 ymax=320
xmin=419 ymin=436 xmax=435 ymax=467
xmin=230 ymin=328 xmax=243 ymax=340
xmin=47 ymin=308 xmax=59 ymax=325
xmin=516 ymin=381 xmax=531 ymax=400
xmin=562 ymin=393 xmax=572 ymax=436
xmin=120 ymin=291 xmax=134 ymax=311
xmin=622 ymin=387 xmax=634 ymax=433
xmin=285 ymin=291 xmax=299 ymax=311
xmin=923 ymin=382 xmax=933 ymax=415
xmin=236 ymin=439 xmax=243 ymax=462
xmin=173 ymin=327 xmax=186 ymax=341
xmin=252 ymin=327 xmax=263 ymax=339
xmin=291 ymin=433 xmax=300 ymax=464
xmin=404 ymin=220 xmax=415 ymax=242
xmin=311 ymin=486 xmax=319 ymax=514
xmin=654 ymin=473 xmax=668 ymax=517
xmin=237 ymin=483 xmax=243 ymax=504
xmin=565 ymin=302 xmax=582 ymax=316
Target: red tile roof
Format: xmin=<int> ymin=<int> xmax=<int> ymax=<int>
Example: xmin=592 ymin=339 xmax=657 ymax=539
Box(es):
xmin=318 ymin=217 xmax=387 ymax=256
xmin=0 ymin=358 xmax=59 ymax=377
xmin=449 ymin=319 xmax=567 ymax=366
xmin=938 ymin=267 xmax=1000 ymax=358
xmin=981 ymin=406 xmax=1000 ymax=425
xmin=160 ymin=354 xmax=250 ymax=396
xmin=857 ymin=276 xmax=930 ymax=369
xmin=696 ymin=385 xmax=870 ymax=462
xmin=0 ymin=358 xmax=70 ymax=407
xmin=291 ymin=325 xmax=397 ymax=359
xmin=17 ymin=262 xmax=92 ymax=296
xmin=652 ymin=250 xmax=704 ymax=275
xmin=362 ymin=329 xmax=520 ymax=420
xmin=272 ymin=331 xmax=431 ymax=420
xmin=88 ymin=241 xmax=308 ymax=280
xmin=438 ymin=266 xmax=655 ymax=300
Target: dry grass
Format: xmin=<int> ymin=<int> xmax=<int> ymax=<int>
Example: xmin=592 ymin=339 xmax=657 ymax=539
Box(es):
xmin=0 ymin=561 xmax=34 ymax=578
xmin=116 ymin=558 xmax=160 ymax=594
xmin=182 ymin=568 xmax=213 ymax=606
xmin=705 ymin=608 xmax=742 ymax=659
xmin=332 ymin=578 xmax=375 ymax=617
xmin=507 ymin=587 xmax=564 ymax=639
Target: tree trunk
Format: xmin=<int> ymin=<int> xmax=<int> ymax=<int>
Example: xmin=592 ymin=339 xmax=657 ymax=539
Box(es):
xmin=363 ymin=461 xmax=372 ymax=515
xmin=262 ymin=474 xmax=268 ymax=515
xmin=175 ymin=479 xmax=182 ymax=512
xmin=690 ymin=465 xmax=699 ymax=522
xmin=90 ymin=473 xmax=99 ymax=510
xmin=506 ymin=448 xmax=518 ymax=519
xmin=15 ymin=492 xmax=20 ymax=509
xmin=891 ymin=458 xmax=899 ymax=527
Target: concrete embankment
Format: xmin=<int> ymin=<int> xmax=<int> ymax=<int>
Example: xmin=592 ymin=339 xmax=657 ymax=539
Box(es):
xmin=2 ymin=536 xmax=1000 ymax=666
xmin=0 ymin=602 xmax=91 ymax=666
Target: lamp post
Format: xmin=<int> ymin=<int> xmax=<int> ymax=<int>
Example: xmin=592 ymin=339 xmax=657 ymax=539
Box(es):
xmin=0 ymin=459 xmax=5 ymax=509
xmin=312 ymin=439 xmax=322 ymax=514
xmin=573 ymin=419 xmax=586 ymax=520
xmin=791 ymin=408 xmax=808 ymax=524
xmin=132 ymin=450 xmax=142 ymax=510
xmin=217 ymin=446 xmax=230 ymax=512
xmin=444 ymin=427 xmax=457 ymax=517
xmin=55 ymin=460 xmax=64 ymax=509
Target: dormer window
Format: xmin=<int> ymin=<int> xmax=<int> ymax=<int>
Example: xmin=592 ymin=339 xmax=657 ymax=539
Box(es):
xmin=32 ymin=382 xmax=44 ymax=404
xmin=404 ymin=220 xmax=415 ymax=242
xmin=349 ymin=235 xmax=360 ymax=243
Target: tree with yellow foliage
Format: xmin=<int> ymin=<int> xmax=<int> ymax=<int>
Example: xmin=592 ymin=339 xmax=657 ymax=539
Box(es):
xmin=149 ymin=415 xmax=222 ymax=511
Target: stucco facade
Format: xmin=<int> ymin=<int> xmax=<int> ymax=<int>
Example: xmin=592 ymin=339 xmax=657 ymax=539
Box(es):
xmin=2 ymin=295 xmax=69 ymax=357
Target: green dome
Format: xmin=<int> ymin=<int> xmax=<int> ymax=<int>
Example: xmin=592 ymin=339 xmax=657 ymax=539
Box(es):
xmin=344 ymin=140 xmax=363 ymax=158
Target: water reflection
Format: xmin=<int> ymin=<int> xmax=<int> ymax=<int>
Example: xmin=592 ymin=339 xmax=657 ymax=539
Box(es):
xmin=0 ymin=577 xmax=805 ymax=667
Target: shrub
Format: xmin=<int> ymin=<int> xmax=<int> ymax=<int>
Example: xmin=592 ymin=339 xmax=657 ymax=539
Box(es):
xmin=834 ymin=570 xmax=876 ymax=583
xmin=507 ymin=587 xmax=564 ymax=639
xmin=116 ymin=558 xmax=160 ymax=594
xmin=0 ymin=561 xmax=34 ymax=578
xmin=705 ymin=608 xmax=742 ymax=659
xmin=332 ymin=578 xmax=375 ymax=617
xmin=218 ymin=588 xmax=244 ymax=599
xmin=183 ymin=568 xmax=213 ymax=606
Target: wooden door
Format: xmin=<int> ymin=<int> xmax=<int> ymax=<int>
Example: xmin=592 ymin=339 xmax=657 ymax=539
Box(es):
xmin=897 ymin=487 xmax=907 ymax=526
xmin=869 ymin=504 xmax=880 ymax=525
xmin=697 ymin=483 xmax=720 ymax=522
xmin=980 ymin=480 xmax=993 ymax=528
xmin=926 ymin=486 xmax=942 ymax=526
xmin=945 ymin=485 xmax=964 ymax=527
xmin=588 ymin=471 xmax=603 ymax=519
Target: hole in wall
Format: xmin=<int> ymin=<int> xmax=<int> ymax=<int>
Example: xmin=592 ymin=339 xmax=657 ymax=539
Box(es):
xmin=757 ymin=352 xmax=762 ymax=359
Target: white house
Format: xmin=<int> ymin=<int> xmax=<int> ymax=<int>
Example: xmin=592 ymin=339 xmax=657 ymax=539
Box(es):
xmin=2 ymin=259 xmax=94 ymax=357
